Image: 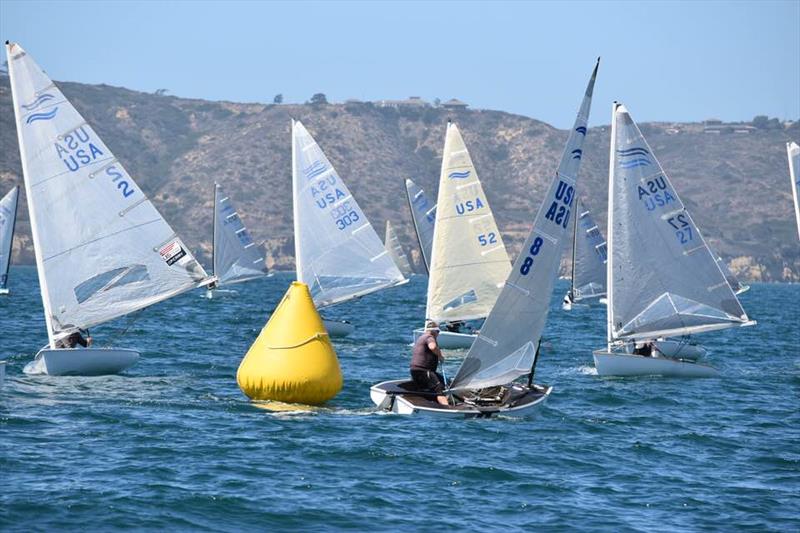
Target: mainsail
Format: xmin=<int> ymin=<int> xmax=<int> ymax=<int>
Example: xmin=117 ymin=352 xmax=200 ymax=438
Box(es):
xmin=451 ymin=59 xmax=599 ymax=390
xmin=212 ymin=182 xmax=268 ymax=285
xmin=404 ymin=178 xmax=436 ymax=273
xmin=425 ymin=123 xmax=511 ymax=323
xmin=7 ymin=42 xmax=208 ymax=344
xmin=606 ymin=103 xmax=754 ymax=343
xmin=0 ymin=186 xmax=20 ymax=290
xmin=788 ymin=142 xmax=800 ymax=242
xmin=569 ymin=200 xmax=607 ymax=301
xmin=292 ymin=120 xmax=406 ymax=308
xmin=384 ymin=220 xmax=413 ymax=276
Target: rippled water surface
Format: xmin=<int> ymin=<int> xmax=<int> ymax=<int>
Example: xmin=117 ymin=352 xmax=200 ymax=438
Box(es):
xmin=1 ymin=266 xmax=798 ymax=531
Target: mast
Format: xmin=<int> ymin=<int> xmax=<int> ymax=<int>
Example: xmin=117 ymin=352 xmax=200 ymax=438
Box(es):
xmin=404 ymin=179 xmax=429 ymax=275
xmin=7 ymin=44 xmax=57 ymax=348
xmin=606 ymin=102 xmax=619 ymax=351
xmin=211 ymin=183 xmax=218 ymax=278
xmin=569 ymin=197 xmax=579 ymax=299
xmin=1 ymin=186 xmax=20 ymax=290
xmin=291 ymin=119 xmax=303 ymax=284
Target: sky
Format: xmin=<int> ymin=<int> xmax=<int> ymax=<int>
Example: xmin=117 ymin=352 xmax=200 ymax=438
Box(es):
xmin=1 ymin=0 xmax=798 ymax=128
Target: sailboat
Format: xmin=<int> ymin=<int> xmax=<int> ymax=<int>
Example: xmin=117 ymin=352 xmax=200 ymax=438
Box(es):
xmin=292 ymin=120 xmax=407 ymax=337
xmin=204 ymin=182 xmax=268 ymax=299
xmin=404 ymin=178 xmax=436 ymax=274
xmin=593 ymin=103 xmax=755 ymax=378
xmin=788 ymin=141 xmax=800 ymax=242
xmin=413 ymin=122 xmax=511 ymax=349
xmin=0 ymin=185 xmax=20 ymax=296
xmin=562 ymin=200 xmax=607 ymax=310
xmin=372 ymin=59 xmax=599 ymax=417
xmin=716 ymin=256 xmax=748 ymax=295
xmin=7 ymin=41 xmax=211 ymax=376
xmin=383 ymin=220 xmax=413 ymax=277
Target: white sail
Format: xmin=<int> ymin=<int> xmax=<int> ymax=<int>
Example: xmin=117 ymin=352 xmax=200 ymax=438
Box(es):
xmin=0 ymin=186 xmax=20 ymax=290
xmin=384 ymin=220 xmax=413 ymax=276
xmin=425 ymin=123 xmax=511 ymax=323
xmin=6 ymin=42 xmax=208 ymax=344
xmin=212 ymin=182 xmax=268 ymax=285
xmin=606 ymin=103 xmax=754 ymax=343
xmin=715 ymin=256 xmax=748 ymax=295
xmin=451 ymin=59 xmax=599 ymax=390
xmin=788 ymin=142 xmax=800 ymax=242
xmin=404 ymin=178 xmax=436 ymax=273
xmin=570 ymin=200 xmax=607 ymax=301
xmin=292 ymin=120 xmax=406 ymax=308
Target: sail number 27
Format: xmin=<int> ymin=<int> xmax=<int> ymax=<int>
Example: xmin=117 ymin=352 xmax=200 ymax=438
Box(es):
xmin=667 ymin=213 xmax=693 ymax=244
xmin=519 ymin=237 xmax=544 ymax=276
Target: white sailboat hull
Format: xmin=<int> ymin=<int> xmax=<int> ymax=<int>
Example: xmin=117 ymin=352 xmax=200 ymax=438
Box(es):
xmin=593 ymin=351 xmax=719 ymax=378
xmin=653 ymin=339 xmax=707 ymax=360
xmin=370 ymin=379 xmax=552 ymax=418
xmin=323 ymin=319 xmax=354 ymax=338
xmin=412 ymin=328 xmax=475 ymax=349
xmin=0 ymin=288 xmax=9 ymax=296
xmin=202 ymin=288 xmax=238 ymax=300
xmin=24 ymin=347 xmax=139 ymax=376
xmin=0 ymin=360 xmax=6 ymax=388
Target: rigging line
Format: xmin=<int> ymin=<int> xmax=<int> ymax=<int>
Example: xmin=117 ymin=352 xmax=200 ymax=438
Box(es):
xmin=42 ymin=218 xmax=162 ymax=263
xmin=102 ymin=309 xmax=144 ymax=348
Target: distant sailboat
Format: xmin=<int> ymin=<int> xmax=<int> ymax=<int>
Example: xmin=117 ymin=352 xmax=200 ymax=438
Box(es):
xmin=372 ymin=59 xmax=599 ymax=416
xmin=788 ymin=141 xmax=800 ymax=242
xmin=383 ymin=220 xmax=413 ymax=277
xmin=414 ymin=122 xmax=511 ymax=349
xmin=563 ymin=200 xmax=607 ymax=309
xmin=716 ymin=256 xmax=749 ymax=295
xmin=7 ymin=42 xmax=211 ymax=376
xmin=204 ymin=182 xmax=268 ymax=299
xmin=593 ymin=103 xmax=755 ymax=378
xmin=292 ymin=120 xmax=407 ymax=337
xmin=404 ymin=178 xmax=436 ymax=274
xmin=0 ymin=185 xmax=20 ymax=296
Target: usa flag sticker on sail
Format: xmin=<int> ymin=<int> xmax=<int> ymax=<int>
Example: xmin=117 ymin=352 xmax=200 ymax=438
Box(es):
xmin=159 ymin=240 xmax=187 ymax=266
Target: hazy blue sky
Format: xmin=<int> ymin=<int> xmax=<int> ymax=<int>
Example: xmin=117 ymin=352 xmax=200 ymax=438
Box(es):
xmin=1 ymin=0 xmax=798 ymax=128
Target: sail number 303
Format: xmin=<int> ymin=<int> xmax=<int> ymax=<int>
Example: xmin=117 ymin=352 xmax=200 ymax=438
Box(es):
xmin=519 ymin=237 xmax=544 ymax=275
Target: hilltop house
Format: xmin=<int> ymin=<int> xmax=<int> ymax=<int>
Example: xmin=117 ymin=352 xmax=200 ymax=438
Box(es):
xmin=442 ymin=98 xmax=468 ymax=110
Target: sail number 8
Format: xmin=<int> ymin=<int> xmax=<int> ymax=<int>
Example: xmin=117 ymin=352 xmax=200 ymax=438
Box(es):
xmin=519 ymin=237 xmax=544 ymax=275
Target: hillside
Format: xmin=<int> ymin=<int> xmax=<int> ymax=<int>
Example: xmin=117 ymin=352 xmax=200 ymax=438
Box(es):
xmin=1 ymin=76 xmax=798 ymax=281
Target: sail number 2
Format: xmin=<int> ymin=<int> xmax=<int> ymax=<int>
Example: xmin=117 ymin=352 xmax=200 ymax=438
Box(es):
xmin=519 ymin=237 xmax=544 ymax=276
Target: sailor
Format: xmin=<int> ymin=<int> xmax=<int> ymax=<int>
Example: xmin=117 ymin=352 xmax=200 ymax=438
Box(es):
xmin=56 ymin=328 xmax=92 ymax=349
xmin=410 ymin=320 xmax=449 ymax=406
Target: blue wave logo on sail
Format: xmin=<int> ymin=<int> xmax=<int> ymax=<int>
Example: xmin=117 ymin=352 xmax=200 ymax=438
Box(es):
xmin=303 ymin=160 xmax=327 ymax=180
xmin=571 ymin=149 xmax=583 ymax=160
xmin=575 ymin=126 xmax=587 ymax=136
xmin=447 ymin=170 xmax=471 ymax=180
xmin=21 ymin=93 xmax=55 ymax=111
xmin=616 ymin=147 xmax=651 ymax=169
xmin=25 ymin=107 xmax=59 ymax=124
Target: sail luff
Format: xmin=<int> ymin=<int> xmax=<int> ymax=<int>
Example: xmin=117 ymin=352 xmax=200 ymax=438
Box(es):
xmin=292 ymin=120 xmax=304 ymax=283
xmin=788 ymin=142 xmax=800 ymax=241
xmin=0 ymin=186 xmax=20 ymax=290
xmin=451 ymin=58 xmax=599 ymax=390
xmin=606 ymin=102 xmax=619 ymax=349
xmin=7 ymin=46 xmax=57 ymax=346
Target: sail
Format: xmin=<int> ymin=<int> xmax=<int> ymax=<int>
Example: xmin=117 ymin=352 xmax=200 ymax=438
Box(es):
xmin=715 ymin=256 xmax=747 ymax=295
xmin=425 ymin=123 xmax=511 ymax=323
xmin=451 ymin=59 xmax=599 ymax=391
xmin=384 ymin=220 xmax=413 ymax=276
xmin=212 ymin=183 xmax=268 ymax=285
xmin=404 ymin=178 xmax=436 ymax=273
xmin=570 ymin=200 xmax=607 ymax=301
xmin=6 ymin=42 xmax=208 ymax=343
xmin=0 ymin=186 xmax=20 ymax=290
xmin=606 ymin=103 xmax=753 ymax=342
xmin=789 ymin=142 xmax=800 ymax=242
xmin=292 ymin=120 xmax=406 ymax=308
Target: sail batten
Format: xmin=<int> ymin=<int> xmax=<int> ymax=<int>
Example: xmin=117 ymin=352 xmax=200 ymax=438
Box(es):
xmin=425 ymin=123 xmax=511 ymax=323
xmin=451 ymin=58 xmax=600 ymax=391
xmin=292 ymin=120 xmax=406 ymax=308
xmin=7 ymin=42 xmax=209 ymax=344
xmin=606 ymin=103 xmax=752 ymax=345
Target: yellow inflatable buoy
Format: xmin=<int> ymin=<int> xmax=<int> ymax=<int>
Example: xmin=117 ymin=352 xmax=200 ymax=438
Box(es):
xmin=237 ymin=282 xmax=343 ymax=405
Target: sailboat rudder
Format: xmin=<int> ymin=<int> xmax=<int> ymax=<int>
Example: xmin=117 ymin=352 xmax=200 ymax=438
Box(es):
xmin=237 ymin=281 xmax=342 ymax=405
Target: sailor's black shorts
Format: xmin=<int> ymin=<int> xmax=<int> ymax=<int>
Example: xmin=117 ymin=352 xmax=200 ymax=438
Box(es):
xmin=410 ymin=369 xmax=445 ymax=394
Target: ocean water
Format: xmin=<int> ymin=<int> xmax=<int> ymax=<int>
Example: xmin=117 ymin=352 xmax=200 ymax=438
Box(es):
xmin=1 ymin=266 xmax=798 ymax=531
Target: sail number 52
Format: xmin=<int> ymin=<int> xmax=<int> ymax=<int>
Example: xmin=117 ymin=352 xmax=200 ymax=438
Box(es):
xmin=519 ymin=237 xmax=544 ymax=275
